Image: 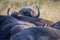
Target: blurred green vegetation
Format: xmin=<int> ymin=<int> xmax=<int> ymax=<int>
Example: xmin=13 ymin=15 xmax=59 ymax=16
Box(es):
xmin=0 ymin=0 xmax=60 ymax=23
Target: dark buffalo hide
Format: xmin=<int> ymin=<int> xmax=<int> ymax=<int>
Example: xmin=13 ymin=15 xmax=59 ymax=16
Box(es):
xmin=14 ymin=15 xmax=54 ymax=27
xmin=0 ymin=15 xmax=22 ymax=40
xmin=52 ymin=21 xmax=60 ymax=30
xmin=10 ymin=26 xmax=60 ymax=40
xmin=0 ymin=15 xmax=36 ymax=40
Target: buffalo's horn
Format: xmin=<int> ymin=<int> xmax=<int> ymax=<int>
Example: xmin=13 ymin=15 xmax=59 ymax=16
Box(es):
xmin=7 ymin=8 xmax=10 ymax=16
xmin=35 ymin=5 xmax=40 ymax=18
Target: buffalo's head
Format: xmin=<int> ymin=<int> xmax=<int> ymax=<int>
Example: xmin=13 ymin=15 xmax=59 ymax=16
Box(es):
xmin=7 ymin=5 xmax=40 ymax=18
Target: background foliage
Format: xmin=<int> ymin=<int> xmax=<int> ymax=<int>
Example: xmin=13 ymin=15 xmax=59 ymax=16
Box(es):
xmin=0 ymin=0 xmax=60 ymax=23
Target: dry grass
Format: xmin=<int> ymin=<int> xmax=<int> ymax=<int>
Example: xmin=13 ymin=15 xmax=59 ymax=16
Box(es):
xmin=40 ymin=2 xmax=60 ymax=23
xmin=0 ymin=0 xmax=60 ymax=23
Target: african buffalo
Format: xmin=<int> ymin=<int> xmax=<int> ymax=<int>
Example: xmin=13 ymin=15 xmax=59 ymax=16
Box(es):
xmin=7 ymin=6 xmax=53 ymax=27
xmin=7 ymin=5 xmax=40 ymax=18
xmin=0 ymin=15 xmax=36 ymax=40
xmin=51 ymin=21 xmax=60 ymax=29
xmin=10 ymin=26 xmax=60 ymax=40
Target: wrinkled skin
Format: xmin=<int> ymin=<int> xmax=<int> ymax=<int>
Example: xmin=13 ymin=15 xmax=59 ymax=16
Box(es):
xmin=14 ymin=15 xmax=54 ymax=27
xmin=11 ymin=21 xmax=36 ymax=36
xmin=52 ymin=21 xmax=60 ymax=29
xmin=0 ymin=15 xmax=36 ymax=40
xmin=0 ymin=16 xmax=20 ymax=40
xmin=10 ymin=27 xmax=60 ymax=40
xmin=0 ymin=16 xmax=59 ymax=40
xmin=15 ymin=16 xmax=44 ymax=26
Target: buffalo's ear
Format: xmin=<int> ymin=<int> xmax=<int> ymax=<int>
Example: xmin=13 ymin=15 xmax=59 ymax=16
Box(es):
xmin=7 ymin=8 xmax=10 ymax=16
